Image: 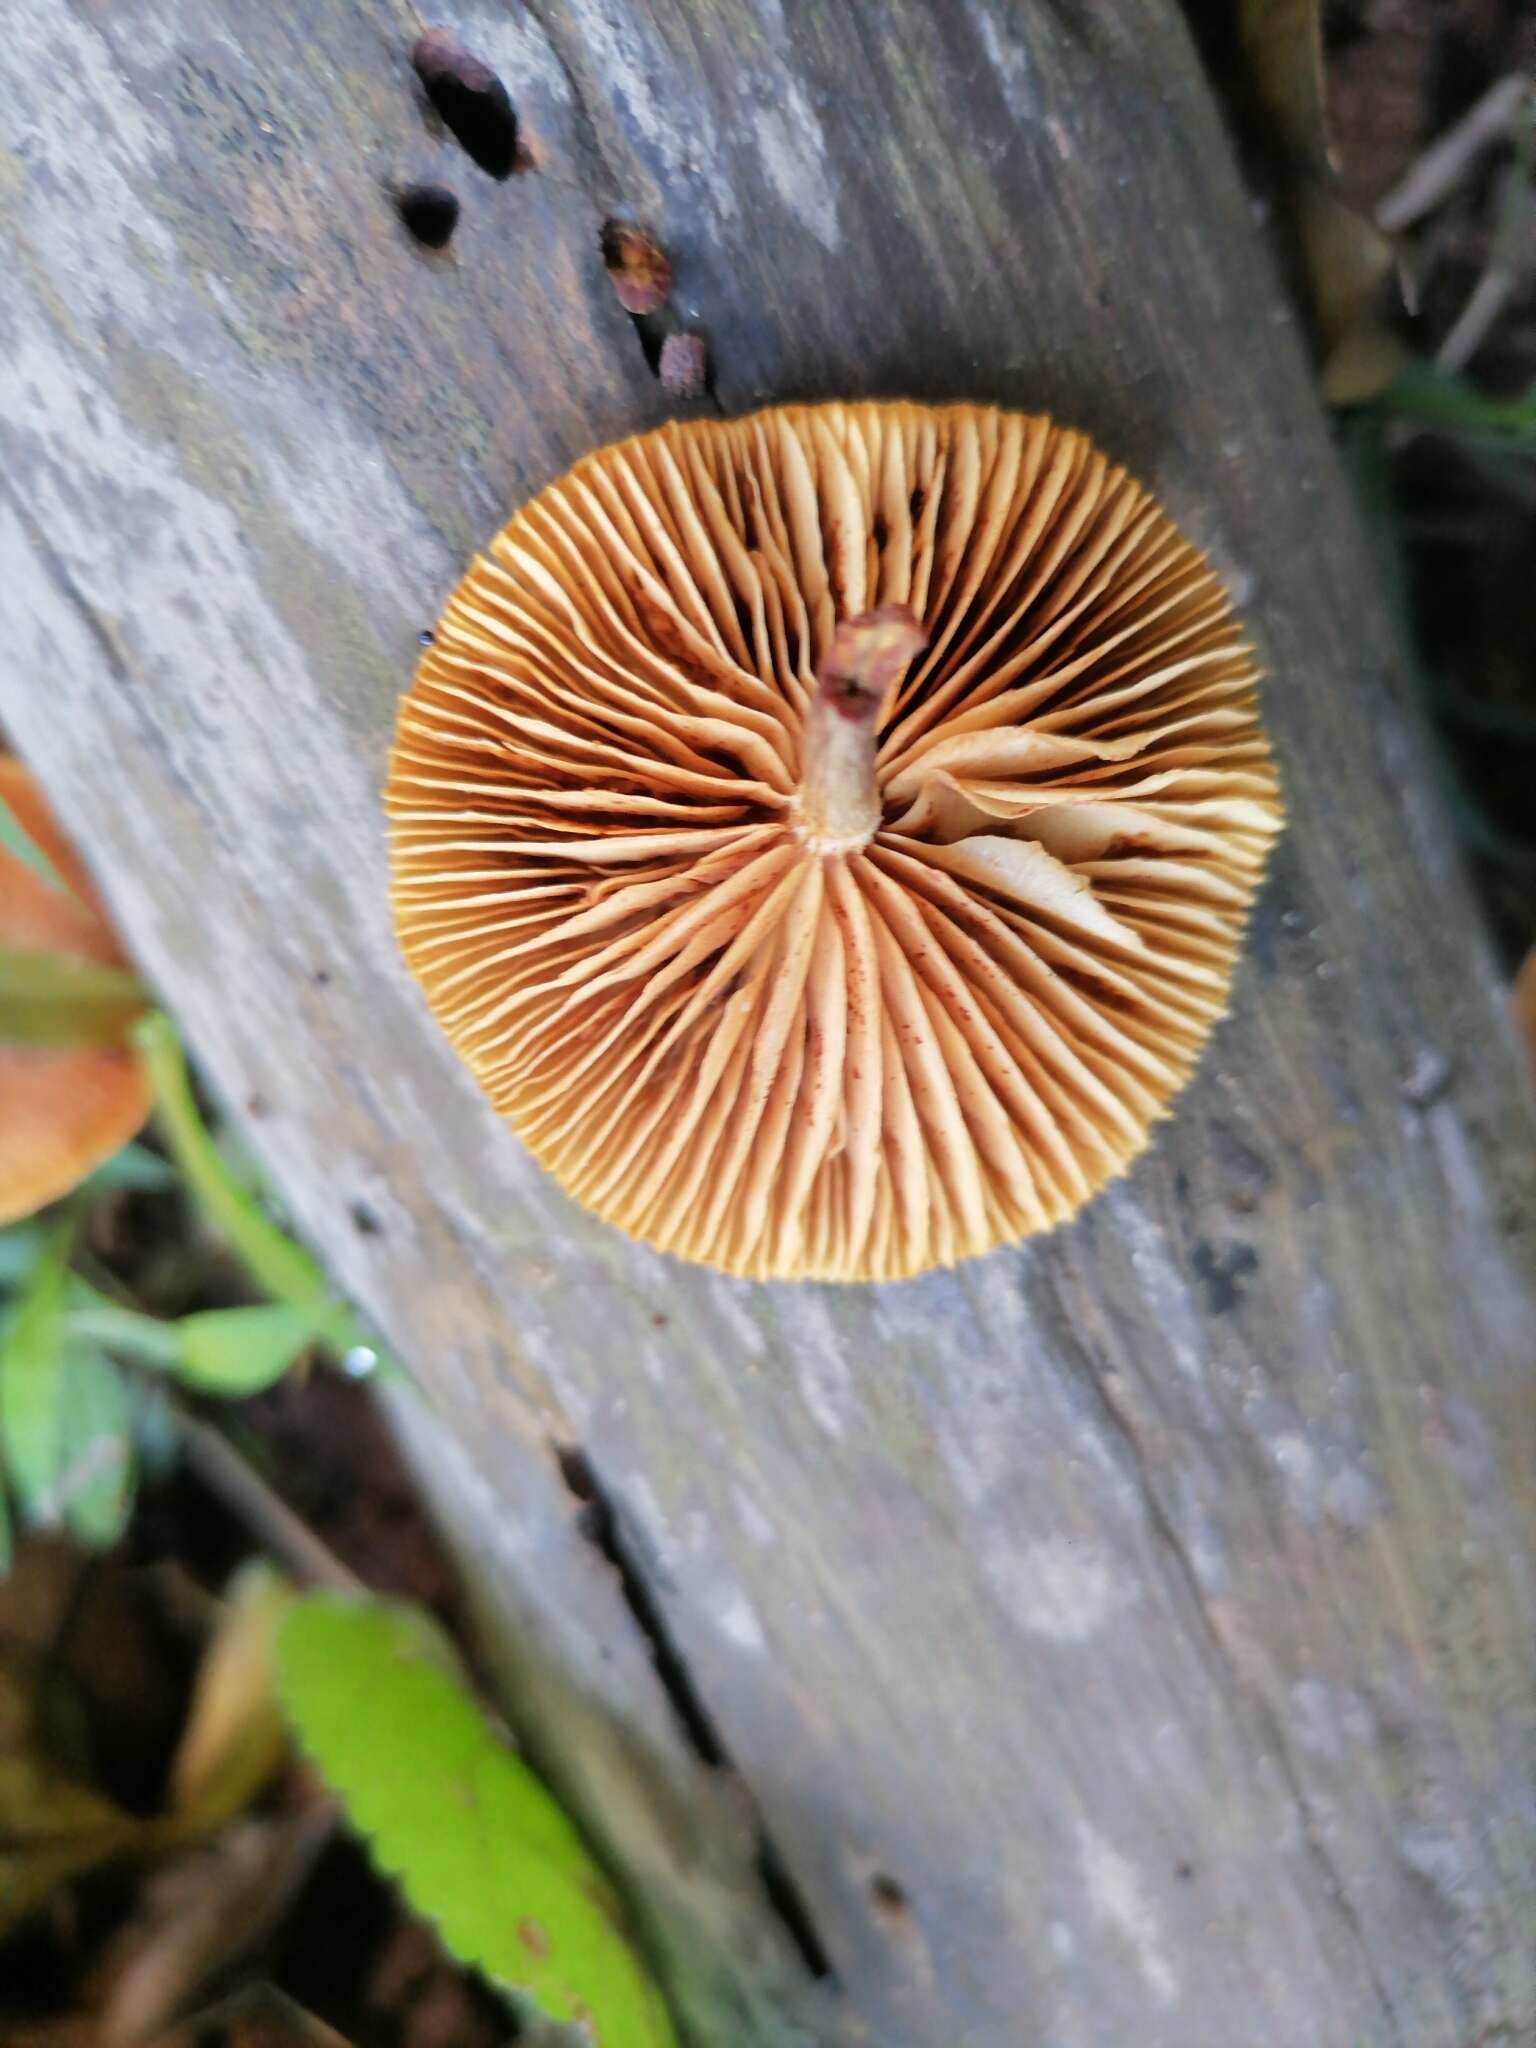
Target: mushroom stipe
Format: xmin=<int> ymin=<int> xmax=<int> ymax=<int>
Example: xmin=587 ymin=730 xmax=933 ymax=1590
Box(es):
xmin=386 ymin=401 xmax=1283 ymax=1282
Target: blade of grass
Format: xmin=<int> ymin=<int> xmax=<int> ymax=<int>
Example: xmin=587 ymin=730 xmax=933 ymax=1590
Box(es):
xmin=1380 ymin=362 xmax=1536 ymax=447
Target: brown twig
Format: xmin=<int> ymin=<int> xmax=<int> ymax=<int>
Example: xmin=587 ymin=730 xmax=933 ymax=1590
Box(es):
xmin=176 ymin=1413 xmax=362 ymax=1594
xmin=1436 ymin=145 xmax=1536 ymax=373
xmin=1376 ymin=75 xmax=1530 ymax=234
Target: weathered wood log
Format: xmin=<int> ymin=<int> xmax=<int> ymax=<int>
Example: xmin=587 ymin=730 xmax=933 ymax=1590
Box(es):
xmin=3 ymin=3 xmax=1535 ymax=2043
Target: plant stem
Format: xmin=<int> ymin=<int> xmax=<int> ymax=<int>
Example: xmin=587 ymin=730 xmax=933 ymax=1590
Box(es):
xmin=133 ymin=1012 xmax=328 ymax=1305
xmin=66 ymin=1304 xmax=183 ymax=1368
xmin=131 ymin=1012 xmax=410 ymax=1389
xmin=177 ymin=1410 xmax=363 ymax=1592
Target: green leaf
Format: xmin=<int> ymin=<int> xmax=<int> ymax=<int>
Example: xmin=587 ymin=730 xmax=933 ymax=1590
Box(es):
xmin=0 ymin=790 xmax=72 ymax=897
xmin=0 ymin=945 xmax=148 ymax=1049
xmin=0 ymin=1224 xmax=47 ymax=1293
xmin=55 ymin=1344 xmax=134 ymax=1546
xmin=0 ymin=1227 xmax=71 ymax=1522
xmin=64 ymin=1289 xmax=186 ymax=1370
xmin=78 ymin=1141 xmax=177 ymax=1196
xmin=174 ymin=1302 xmax=337 ymax=1396
xmin=276 ymin=1597 xmax=678 ymax=2048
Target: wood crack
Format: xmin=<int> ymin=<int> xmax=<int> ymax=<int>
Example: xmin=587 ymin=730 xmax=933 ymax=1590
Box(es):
xmin=553 ymin=1442 xmax=836 ymax=1986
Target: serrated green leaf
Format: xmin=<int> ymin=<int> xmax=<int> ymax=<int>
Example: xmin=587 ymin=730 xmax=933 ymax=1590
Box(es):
xmin=174 ymin=1302 xmax=337 ymax=1397
xmin=276 ymin=1597 xmax=678 ymax=2048
xmin=55 ymin=1344 xmax=134 ymax=1546
xmin=0 ymin=1227 xmax=71 ymax=1522
xmin=0 ymin=789 xmax=72 ymax=896
xmin=0 ymin=945 xmax=148 ymax=1048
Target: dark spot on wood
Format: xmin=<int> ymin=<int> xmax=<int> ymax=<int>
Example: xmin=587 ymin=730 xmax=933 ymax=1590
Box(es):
xmin=622 ymin=307 xmax=670 ymax=375
xmin=651 ymin=1310 xmax=669 ymax=1328
xmin=418 ymin=627 xmax=435 ymax=647
xmin=350 ymin=1200 xmax=383 ymax=1237
xmin=1177 ymin=1860 xmax=1195 ymax=1881
xmin=313 ymin=969 xmax=332 ymax=988
xmin=246 ymin=1093 xmax=270 ymax=1119
xmin=411 ymin=28 xmax=519 ymax=180
xmin=394 ymin=181 xmax=460 ymax=250
xmin=1208 ymin=1117 xmax=1275 ymax=1213
xmin=870 ymin=1871 xmax=909 ymax=1915
xmin=554 ymin=1441 xmax=596 ymax=1502
xmin=1190 ymin=1238 xmax=1258 ymax=1316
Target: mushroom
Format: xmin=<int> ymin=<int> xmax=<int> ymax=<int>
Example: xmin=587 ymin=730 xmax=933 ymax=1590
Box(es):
xmin=0 ymin=755 xmax=151 ymax=1225
xmin=387 ymin=401 xmax=1282 ymax=1280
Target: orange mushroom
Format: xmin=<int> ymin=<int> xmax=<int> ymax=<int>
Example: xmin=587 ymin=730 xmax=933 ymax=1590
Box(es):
xmin=0 ymin=756 xmax=151 ymax=1225
xmin=387 ymin=401 xmax=1282 ymax=1280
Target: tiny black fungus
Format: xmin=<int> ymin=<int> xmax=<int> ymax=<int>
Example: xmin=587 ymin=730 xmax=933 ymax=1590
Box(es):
xmin=396 ymin=181 xmax=460 ymax=249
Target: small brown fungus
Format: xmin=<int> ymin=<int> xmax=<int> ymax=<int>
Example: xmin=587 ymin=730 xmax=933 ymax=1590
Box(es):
xmin=600 ymin=219 xmax=673 ymax=315
xmin=658 ymin=330 xmax=709 ymax=399
xmin=410 ymin=27 xmax=519 ymax=180
xmin=386 ymin=402 xmax=1283 ymax=1281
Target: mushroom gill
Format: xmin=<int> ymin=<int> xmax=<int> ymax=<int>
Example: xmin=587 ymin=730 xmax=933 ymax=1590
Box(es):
xmin=386 ymin=401 xmax=1282 ymax=1282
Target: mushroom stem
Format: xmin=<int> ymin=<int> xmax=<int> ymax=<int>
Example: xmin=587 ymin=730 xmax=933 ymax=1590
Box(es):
xmin=796 ymin=605 xmax=927 ymax=852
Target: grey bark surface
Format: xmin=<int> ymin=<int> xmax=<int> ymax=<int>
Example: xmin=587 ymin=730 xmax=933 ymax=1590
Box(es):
xmin=3 ymin=2 xmax=1535 ymax=2044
